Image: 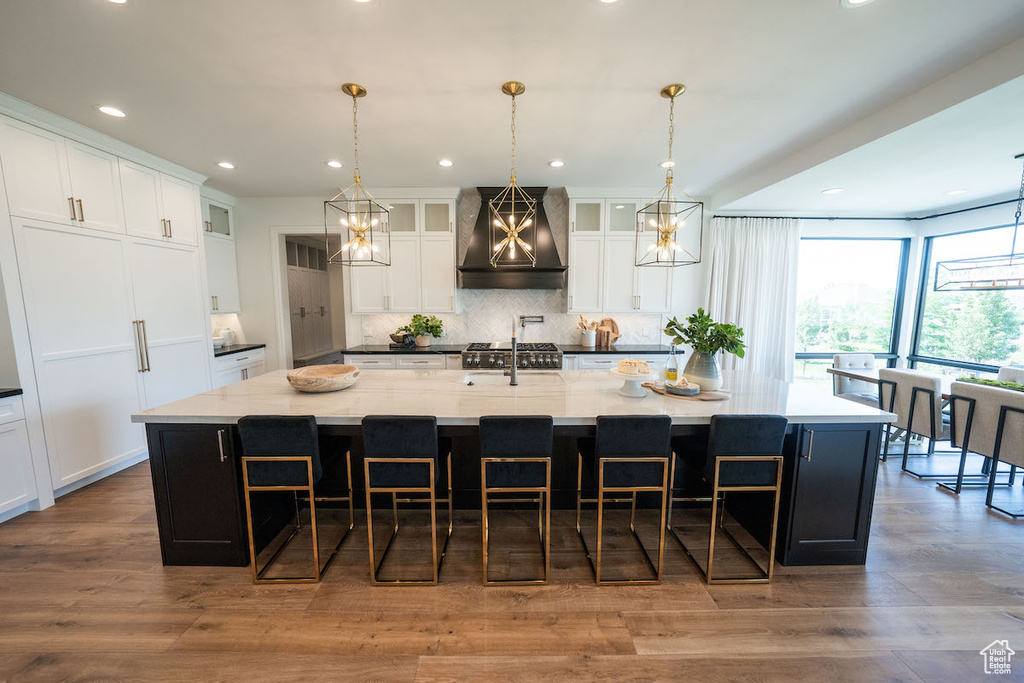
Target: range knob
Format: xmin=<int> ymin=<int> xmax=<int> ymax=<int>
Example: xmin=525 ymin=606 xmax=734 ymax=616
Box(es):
xmin=521 ymin=358 xmax=530 ymax=368
xmin=497 ymin=358 xmax=505 ymax=368
xmin=488 ymin=357 xmax=496 ymax=366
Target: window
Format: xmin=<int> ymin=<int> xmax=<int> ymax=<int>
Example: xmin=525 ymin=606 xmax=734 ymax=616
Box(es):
xmin=911 ymin=225 xmax=1024 ymax=376
xmin=794 ymin=238 xmax=909 ymax=387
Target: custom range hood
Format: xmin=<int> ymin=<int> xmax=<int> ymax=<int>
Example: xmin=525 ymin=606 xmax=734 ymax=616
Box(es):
xmin=458 ymin=186 xmax=567 ymax=289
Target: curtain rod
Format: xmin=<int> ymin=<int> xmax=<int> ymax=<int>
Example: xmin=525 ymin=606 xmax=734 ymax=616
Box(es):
xmin=713 ymin=197 xmax=1019 ymax=223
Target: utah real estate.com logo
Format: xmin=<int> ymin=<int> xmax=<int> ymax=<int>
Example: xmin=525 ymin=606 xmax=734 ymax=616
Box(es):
xmin=981 ymin=640 xmax=1015 ymax=675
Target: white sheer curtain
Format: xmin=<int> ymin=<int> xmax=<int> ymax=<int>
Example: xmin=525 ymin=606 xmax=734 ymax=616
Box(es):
xmin=705 ymin=217 xmax=801 ymax=382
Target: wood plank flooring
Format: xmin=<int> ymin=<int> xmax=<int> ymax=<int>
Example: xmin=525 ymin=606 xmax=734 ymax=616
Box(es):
xmin=1 ymin=459 xmax=1023 ymax=681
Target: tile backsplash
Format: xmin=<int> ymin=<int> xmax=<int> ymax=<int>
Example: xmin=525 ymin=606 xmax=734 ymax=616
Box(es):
xmin=358 ymin=187 xmax=668 ymax=346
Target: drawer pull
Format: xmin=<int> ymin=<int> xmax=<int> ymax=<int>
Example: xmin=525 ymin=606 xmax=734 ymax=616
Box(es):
xmin=803 ymin=430 xmax=815 ymax=462
xmin=217 ymin=429 xmax=226 ymax=462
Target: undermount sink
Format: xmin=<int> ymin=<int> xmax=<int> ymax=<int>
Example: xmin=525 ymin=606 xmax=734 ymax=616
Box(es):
xmin=462 ymin=372 xmax=564 ymax=386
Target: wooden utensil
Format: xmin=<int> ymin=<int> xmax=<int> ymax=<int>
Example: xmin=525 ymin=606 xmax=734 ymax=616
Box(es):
xmin=643 ymin=382 xmax=731 ymax=402
xmin=598 ymin=318 xmax=621 ymax=345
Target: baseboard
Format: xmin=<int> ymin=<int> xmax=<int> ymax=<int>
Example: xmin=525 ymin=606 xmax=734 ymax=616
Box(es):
xmin=0 ymin=501 xmax=34 ymax=524
xmin=53 ymin=452 xmax=150 ymax=499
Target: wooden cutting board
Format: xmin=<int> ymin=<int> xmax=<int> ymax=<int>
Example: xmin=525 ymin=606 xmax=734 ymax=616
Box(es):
xmin=643 ymin=382 xmax=731 ymax=402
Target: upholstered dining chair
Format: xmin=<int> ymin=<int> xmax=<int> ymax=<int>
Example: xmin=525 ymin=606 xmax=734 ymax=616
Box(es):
xmin=877 ymin=368 xmax=950 ymax=476
xmin=997 ymin=366 xmax=1024 ymax=384
xmin=832 ymin=353 xmax=880 ymax=408
xmin=945 ymin=381 xmax=1023 ymax=517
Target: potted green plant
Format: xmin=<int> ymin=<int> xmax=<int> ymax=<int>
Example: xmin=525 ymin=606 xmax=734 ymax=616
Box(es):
xmin=398 ymin=314 xmax=444 ymax=348
xmin=663 ymin=308 xmax=745 ymax=391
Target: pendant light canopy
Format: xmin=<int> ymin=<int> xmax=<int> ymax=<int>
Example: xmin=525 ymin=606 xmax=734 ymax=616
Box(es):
xmin=636 ymin=84 xmax=703 ymax=268
xmin=489 ymin=81 xmax=536 ymax=269
xmin=325 ymin=83 xmax=390 ymax=267
xmin=935 ymin=153 xmax=1024 ymax=291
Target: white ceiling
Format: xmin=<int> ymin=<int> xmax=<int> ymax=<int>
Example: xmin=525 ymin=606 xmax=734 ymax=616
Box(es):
xmin=0 ymin=0 xmax=1022 ymax=200
xmin=721 ymin=74 xmax=1024 ymax=217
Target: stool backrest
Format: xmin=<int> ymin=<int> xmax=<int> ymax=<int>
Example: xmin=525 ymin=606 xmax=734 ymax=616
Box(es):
xmin=237 ymin=415 xmax=323 ymax=485
xmin=833 ymin=353 xmax=876 ymax=395
xmin=595 ymin=415 xmax=672 ymax=458
xmin=479 ymin=416 xmax=553 ymax=458
xmin=705 ymin=415 xmax=787 ymax=478
xmin=877 ymin=368 xmax=943 ymax=435
xmin=362 ymin=415 xmax=439 ymax=459
xmin=950 ymin=381 xmax=1024 ymax=467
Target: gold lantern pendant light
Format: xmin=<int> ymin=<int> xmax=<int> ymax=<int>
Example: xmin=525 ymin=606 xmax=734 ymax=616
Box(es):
xmin=636 ymin=84 xmax=703 ymax=268
xmin=325 ymin=83 xmax=390 ymax=267
xmin=489 ymin=81 xmax=536 ymax=268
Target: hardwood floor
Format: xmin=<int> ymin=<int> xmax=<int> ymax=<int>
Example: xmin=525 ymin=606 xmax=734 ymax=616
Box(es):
xmin=1 ymin=459 xmax=1023 ymax=682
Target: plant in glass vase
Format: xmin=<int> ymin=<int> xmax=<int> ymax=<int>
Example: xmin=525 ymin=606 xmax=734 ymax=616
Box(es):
xmin=663 ymin=308 xmax=745 ymax=391
xmin=398 ymin=314 xmax=444 ymax=348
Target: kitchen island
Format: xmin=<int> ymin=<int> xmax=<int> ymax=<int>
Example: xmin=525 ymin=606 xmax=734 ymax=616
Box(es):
xmin=132 ymin=369 xmax=894 ymax=568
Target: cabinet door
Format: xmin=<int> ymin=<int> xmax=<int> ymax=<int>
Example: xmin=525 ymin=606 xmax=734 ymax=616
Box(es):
xmin=606 ymin=200 xmax=639 ymax=233
xmin=290 ymin=312 xmax=306 ymax=358
xmin=129 ymin=240 xmax=210 ymax=408
xmin=350 ymin=264 xmax=388 ymax=313
xmin=146 ymin=424 xmax=248 ymax=565
xmin=287 ymin=266 xmax=307 ymax=315
xmin=422 ymin=200 xmax=454 ymax=233
xmin=212 ymin=368 xmax=242 ymax=389
xmin=13 ymin=221 xmax=145 ymax=487
xmin=637 ymin=263 xmax=672 ymax=313
xmin=0 ymin=118 xmax=73 ymax=225
xmin=120 ymin=160 xmax=164 ymax=240
xmin=205 ymin=235 xmax=241 ymax=313
xmin=160 ymin=175 xmax=199 ymax=246
xmin=570 ymin=200 xmax=602 ymax=232
xmin=568 ymin=236 xmax=603 ymax=312
xmin=66 ymin=141 xmax=124 ymax=234
xmin=387 ymin=238 xmax=421 ymax=312
xmin=0 ymin=420 xmax=37 ymax=515
xmin=420 ymin=236 xmax=456 ymax=312
xmin=786 ymin=423 xmax=882 ymax=565
xmin=602 ymin=235 xmax=638 ymax=313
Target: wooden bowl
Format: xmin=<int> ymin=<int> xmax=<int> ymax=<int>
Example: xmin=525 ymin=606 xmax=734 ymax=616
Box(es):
xmin=286 ymin=364 xmax=359 ymax=393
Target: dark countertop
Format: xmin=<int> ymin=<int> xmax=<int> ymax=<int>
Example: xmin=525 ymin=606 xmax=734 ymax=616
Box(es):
xmin=214 ymin=343 xmax=267 ymax=358
xmin=0 ymin=388 xmax=23 ymax=399
xmin=560 ymin=344 xmax=674 ymax=354
xmin=341 ymin=344 xmax=466 ymax=355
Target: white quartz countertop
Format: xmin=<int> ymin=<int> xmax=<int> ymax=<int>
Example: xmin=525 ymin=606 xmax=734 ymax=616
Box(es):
xmin=131 ymin=370 xmax=896 ymax=426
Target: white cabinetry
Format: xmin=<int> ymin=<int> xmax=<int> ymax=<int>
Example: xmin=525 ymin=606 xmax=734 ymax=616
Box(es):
xmin=0 ymin=118 xmax=124 ymax=234
xmin=342 ymin=354 xmax=397 ymax=369
xmin=349 ymin=192 xmax=457 ymax=314
xmin=212 ymin=348 xmax=266 ymax=388
xmin=202 ymin=192 xmax=240 ymax=313
xmin=119 ymin=159 xmax=199 ymax=245
xmin=567 ymin=195 xmax=672 ymax=314
xmin=0 ymin=395 xmax=38 ymax=517
xmin=287 ymin=242 xmax=332 ymax=358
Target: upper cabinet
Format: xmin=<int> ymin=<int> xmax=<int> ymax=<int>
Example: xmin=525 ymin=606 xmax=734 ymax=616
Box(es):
xmin=567 ymin=193 xmax=672 ymax=314
xmin=120 ymin=159 xmax=199 ymax=245
xmin=348 ymin=191 xmax=458 ymax=314
xmin=201 ymin=190 xmax=240 ymax=314
xmin=202 ymin=197 xmax=232 ymax=237
xmin=0 ymin=118 xmax=124 ymax=234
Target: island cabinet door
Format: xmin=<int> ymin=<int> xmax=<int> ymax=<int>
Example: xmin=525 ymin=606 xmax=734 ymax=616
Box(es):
xmin=146 ymin=424 xmax=248 ymax=566
xmin=781 ymin=423 xmax=883 ymax=565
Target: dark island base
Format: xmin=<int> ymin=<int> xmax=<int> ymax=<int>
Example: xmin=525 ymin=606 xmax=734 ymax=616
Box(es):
xmin=145 ymin=422 xmax=882 ymax=569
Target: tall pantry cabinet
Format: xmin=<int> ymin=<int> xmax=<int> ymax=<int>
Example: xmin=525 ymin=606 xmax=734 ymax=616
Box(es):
xmin=0 ymin=110 xmax=211 ymax=494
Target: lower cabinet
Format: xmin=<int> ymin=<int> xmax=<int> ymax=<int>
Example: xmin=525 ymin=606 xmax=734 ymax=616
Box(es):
xmin=211 ymin=349 xmax=266 ymax=388
xmin=146 ymin=424 xmax=248 ymax=566
xmin=0 ymin=396 xmax=37 ymax=517
xmin=779 ymin=422 xmax=883 ymax=565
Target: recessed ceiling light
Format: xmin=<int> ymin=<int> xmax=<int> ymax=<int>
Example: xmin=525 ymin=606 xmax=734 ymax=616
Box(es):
xmin=840 ymin=0 xmax=875 ymax=7
xmin=107 ymin=0 xmax=128 ymax=4
xmin=326 ymin=160 xmax=343 ymax=169
xmin=821 ymin=188 xmax=844 ymax=195
xmin=217 ymin=161 xmax=235 ymax=170
xmin=600 ymin=0 xmax=619 ymax=3
xmin=354 ymin=0 xmax=372 ymax=3
xmin=548 ymin=159 xmax=565 ymax=168
xmin=615 ymin=205 xmax=625 ymax=209
xmin=659 ymin=160 xmax=675 ymax=169
xmin=944 ymin=188 xmax=968 ymax=196
xmin=438 ymin=159 xmax=454 ymax=167
xmin=97 ymin=105 xmax=126 ymax=118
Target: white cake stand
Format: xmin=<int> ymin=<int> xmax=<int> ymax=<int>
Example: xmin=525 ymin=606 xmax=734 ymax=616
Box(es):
xmin=609 ymin=369 xmax=657 ymax=398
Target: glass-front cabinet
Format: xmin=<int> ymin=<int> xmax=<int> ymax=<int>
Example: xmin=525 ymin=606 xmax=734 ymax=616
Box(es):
xmin=202 ymin=198 xmax=232 ymax=237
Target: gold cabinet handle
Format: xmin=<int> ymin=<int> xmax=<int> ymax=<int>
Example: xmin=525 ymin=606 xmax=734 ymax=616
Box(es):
xmin=139 ymin=319 xmax=151 ymax=372
xmin=160 ymin=219 xmax=167 ymax=237
xmin=76 ymin=199 xmax=84 ymax=222
xmin=167 ymin=219 xmax=172 ymax=238
xmin=132 ymin=320 xmax=145 ymax=372
xmin=68 ymin=197 xmax=77 ymax=221
xmin=217 ymin=429 xmax=226 ymax=462
xmin=803 ymin=429 xmax=815 ymax=462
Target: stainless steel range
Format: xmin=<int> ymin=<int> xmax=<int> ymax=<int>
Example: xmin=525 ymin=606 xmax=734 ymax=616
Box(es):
xmin=461 ymin=342 xmax=563 ymax=370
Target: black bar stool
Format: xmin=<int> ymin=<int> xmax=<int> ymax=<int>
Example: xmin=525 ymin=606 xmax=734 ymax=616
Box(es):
xmin=668 ymin=415 xmax=786 ymax=584
xmin=576 ymin=415 xmax=672 ymax=585
xmin=362 ymin=415 xmax=453 ymax=586
xmin=479 ymin=415 xmax=553 ymax=585
xmin=237 ymin=415 xmax=354 ymax=584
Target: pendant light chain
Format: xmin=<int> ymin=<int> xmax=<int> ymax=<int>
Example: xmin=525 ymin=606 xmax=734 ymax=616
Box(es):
xmin=1011 ymin=160 xmax=1024 ymax=261
xmin=351 ymin=94 xmax=361 ymax=184
xmin=510 ymin=93 xmax=517 ymax=182
xmin=666 ymin=95 xmax=675 ymax=184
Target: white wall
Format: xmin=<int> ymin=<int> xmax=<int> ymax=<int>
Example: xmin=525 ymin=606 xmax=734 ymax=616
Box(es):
xmin=0 ymin=261 xmax=19 ymax=386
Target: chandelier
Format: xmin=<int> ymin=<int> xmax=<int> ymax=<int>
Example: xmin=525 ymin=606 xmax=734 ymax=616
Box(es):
xmin=935 ymin=153 xmax=1024 ymax=291
xmin=636 ymin=84 xmax=703 ymax=268
xmin=325 ymin=83 xmax=390 ymax=267
xmin=489 ymin=81 xmax=536 ymax=268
